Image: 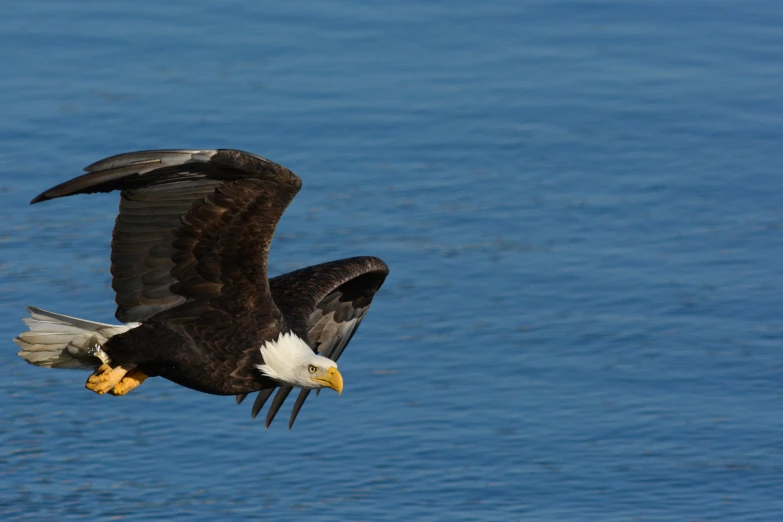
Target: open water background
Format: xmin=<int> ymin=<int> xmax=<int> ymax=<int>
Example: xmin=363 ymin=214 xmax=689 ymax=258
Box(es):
xmin=1 ymin=1 xmax=782 ymax=520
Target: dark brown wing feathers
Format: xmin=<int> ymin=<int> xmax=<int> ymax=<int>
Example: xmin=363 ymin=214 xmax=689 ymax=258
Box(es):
xmin=32 ymin=149 xmax=301 ymax=327
xmin=268 ymin=256 xmax=389 ymax=335
xmin=256 ymin=256 xmax=389 ymax=427
xmin=32 ymin=150 xmax=299 ymax=203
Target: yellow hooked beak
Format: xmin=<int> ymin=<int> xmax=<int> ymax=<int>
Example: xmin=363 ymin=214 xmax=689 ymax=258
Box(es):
xmin=312 ymin=367 xmax=343 ymax=395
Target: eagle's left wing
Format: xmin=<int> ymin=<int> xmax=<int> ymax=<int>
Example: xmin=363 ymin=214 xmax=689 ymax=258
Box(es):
xmin=236 ymin=256 xmax=389 ymax=428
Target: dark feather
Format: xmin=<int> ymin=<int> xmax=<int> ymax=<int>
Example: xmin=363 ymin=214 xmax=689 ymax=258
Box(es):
xmin=289 ymin=389 xmax=311 ymax=430
xmin=266 ymin=385 xmax=293 ymax=429
xmin=251 ymin=388 xmax=275 ymax=419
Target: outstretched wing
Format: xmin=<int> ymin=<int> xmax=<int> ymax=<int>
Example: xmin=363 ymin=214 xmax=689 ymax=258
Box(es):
xmin=236 ymin=256 xmax=389 ymax=428
xmin=32 ymin=149 xmax=301 ymax=335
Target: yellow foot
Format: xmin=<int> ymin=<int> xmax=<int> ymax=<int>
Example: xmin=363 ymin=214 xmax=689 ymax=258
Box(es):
xmin=85 ymin=365 xmax=128 ymax=394
xmin=110 ymin=370 xmax=149 ymax=396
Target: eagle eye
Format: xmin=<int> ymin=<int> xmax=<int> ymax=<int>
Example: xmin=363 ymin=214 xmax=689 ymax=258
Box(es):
xmin=308 ymin=365 xmax=317 ymax=373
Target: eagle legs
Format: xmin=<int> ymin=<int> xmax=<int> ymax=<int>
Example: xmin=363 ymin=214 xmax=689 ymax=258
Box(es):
xmin=111 ymin=369 xmax=148 ymax=396
xmin=85 ymin=364 xmax=129 ymax=394
xmin=86 ymin=342 xmax=111 ymax=365
xmin=82 ymin=342 xmax=149 ymax=396
xmin=85 ymin=364 xmax=150 ymax=395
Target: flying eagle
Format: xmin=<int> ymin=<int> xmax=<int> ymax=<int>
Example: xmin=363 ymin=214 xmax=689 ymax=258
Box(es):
xmin=14 ymin=149 xmax=389 ymax=428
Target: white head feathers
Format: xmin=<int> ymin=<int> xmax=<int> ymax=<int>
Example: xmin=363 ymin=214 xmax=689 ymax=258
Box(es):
xmin=255 ymin=331 xmax=337 ymax=389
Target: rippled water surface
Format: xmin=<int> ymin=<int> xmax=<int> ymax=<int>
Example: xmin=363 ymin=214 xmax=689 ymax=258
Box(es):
xmin=2 ymin=1 xmax=783 ymax=520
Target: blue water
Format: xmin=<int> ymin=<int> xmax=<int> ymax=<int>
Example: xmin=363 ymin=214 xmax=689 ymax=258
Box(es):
xmin=2 ymin=1 xmax=783 ymax=520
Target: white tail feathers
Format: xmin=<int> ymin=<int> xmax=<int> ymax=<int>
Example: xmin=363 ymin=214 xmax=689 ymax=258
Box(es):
xmin=14 ymin=307 xmax=140 ymax=370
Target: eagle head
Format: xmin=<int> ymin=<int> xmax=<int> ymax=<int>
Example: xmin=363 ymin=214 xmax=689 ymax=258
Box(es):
xmin=255 ymin=332 xmax=343 ymax=394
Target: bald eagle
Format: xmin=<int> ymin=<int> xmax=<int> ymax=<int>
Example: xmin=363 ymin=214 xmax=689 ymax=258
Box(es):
xmin=14 ymin=149 xmax=389 ymax=428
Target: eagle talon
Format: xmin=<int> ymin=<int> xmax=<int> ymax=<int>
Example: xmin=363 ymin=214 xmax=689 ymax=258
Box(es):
xmin=85 ymin=365 xmax=128 ymax=394
xmin=110 ymin=370 xmax=148 ymax=396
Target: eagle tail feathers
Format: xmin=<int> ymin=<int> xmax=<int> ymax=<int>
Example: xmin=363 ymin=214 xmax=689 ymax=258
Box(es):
xmin=14 ymin=307 xmax=139 ymax=370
